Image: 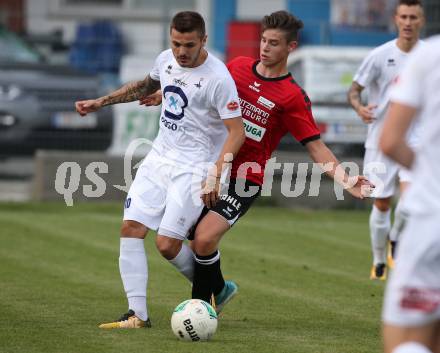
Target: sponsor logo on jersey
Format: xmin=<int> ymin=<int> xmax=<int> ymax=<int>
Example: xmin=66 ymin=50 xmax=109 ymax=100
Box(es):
xmin=227 ymin=101 xmax=239 ymax=111
xmin=243 ymin=119 xmax=266 ymax=142
xmin=161 ymin=116 xmax=179 ymax=131
xmin=165 ymin=65 xmax=172 ymax=74
xmin=194 ymin=78 xmax=203 ymax=89
xmin=387 ymin=58 xmax=396 ymax=67
xmin=248 ymin=81 xmax=260 ymax=92
xmin=163 ymin=85 xmax=188 ymax=121
xmin=257 ymin=96 xmax=275 ymax=110
xmin=240 ymin=98 xmax=270 ymax=125
xmin=173 ymin=78 xmax=188 ymax=87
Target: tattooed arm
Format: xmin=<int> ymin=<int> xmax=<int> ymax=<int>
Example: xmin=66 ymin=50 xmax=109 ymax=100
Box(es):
xmin=347 ymin=81 xmax=377 ymax=124
xmin=75 ymin=75 xmax=160 ymax=116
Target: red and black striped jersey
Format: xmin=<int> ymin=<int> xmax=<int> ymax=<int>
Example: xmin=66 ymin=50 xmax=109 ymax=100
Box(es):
xmin=227 ymin=56 xmax=321 ymax=185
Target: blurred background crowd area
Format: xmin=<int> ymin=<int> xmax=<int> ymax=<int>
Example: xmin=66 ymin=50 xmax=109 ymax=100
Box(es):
xmin=1 ymin=0 xmax=439 ymax=155
xmin=2 ymin=0 xmax=440 ymax=74
xmin=0 ymin=0 xmax=439 ymax=204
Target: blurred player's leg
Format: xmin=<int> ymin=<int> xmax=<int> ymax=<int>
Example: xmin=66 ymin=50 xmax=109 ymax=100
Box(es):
xmin=382 ymin=213 xmax=440 ymax=353
xmin=389 ymin=200 xmax=407 ymax=267
xmin=369 ymin=201 xmax=391 ymax=280
xmin=364 ymin=148 xmax=398 ymax=279
xmin=389 ymin=181 xmax=411 ymax=268
xmin=383 ymin=325 xmax=437 ymax=353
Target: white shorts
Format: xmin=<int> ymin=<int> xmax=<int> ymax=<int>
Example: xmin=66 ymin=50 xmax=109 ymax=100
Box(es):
xmin=123 ymin=150 xmax=204 ymax=240
xmin=363 ymin=148 xmax=412 ymax=198
xmin=382 ymin=213 xmax=440 ymax=327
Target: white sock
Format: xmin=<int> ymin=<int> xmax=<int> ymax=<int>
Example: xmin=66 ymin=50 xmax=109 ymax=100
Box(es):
xmin=369 ymin=205 xmax=391 ymax=265
xmin=392 ymin=342 xmax=432 ymax=353
xmin=168 ymin=243 xmax=195 ymax=282
xmin=390 ymin=200 xmax=408 ymax=242
xmin=119 ymin=238 xmax=148 ymax=321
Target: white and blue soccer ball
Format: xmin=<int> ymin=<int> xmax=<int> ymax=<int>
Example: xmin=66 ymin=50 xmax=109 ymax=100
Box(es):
xmin=171 ymin=299 xmax=218 ymax=341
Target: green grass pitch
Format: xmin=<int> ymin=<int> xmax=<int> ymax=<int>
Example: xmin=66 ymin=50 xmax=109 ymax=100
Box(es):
xmin=0 ymin=202 xmax=385 ymax=353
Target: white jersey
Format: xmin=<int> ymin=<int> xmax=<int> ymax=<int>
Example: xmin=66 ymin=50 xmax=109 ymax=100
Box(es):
xmin=354 ymin=39 xmax=421 ymax=149
xmin=389 ymin=35 xmax=440 ymax=215
xmin=149 ymin=49 xmax=241 ymax=170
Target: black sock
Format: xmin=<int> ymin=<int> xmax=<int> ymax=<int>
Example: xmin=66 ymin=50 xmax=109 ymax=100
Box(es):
xmin=212 ymin=257 xmax=225 ymax=297
xmin=390 ymin=240 xmax=397 ymax=259
xmin=192 ymin=250 xmax=224 ymax=302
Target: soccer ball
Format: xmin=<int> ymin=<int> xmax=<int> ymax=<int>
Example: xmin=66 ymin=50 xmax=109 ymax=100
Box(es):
xmin=171 ymin=299 xmax=218 ymax=341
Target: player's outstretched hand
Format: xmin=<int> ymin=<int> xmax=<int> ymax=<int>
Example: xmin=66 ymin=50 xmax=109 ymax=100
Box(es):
xmin=75 ymin=99 xmax=102 ymax=117
xmin=201 ymin=175 xmax=221 ymax=209
xmin=139 ymin=90 xmax=162 ymax=106
xmin=345 ymin=175 xmax=375 ymax=199
xmin=357 ymin=104 xmax=377 ymax=124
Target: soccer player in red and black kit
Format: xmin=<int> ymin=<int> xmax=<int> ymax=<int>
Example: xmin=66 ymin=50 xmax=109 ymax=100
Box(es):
xmin=141 ymin=10 xmax=373 ymax=313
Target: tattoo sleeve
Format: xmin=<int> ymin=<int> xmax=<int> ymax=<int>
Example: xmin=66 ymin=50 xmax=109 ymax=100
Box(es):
xmin=100 ymin=75 xmax=161 ymax=107
xmin=347 ymin=82 xmax=363 ymax=111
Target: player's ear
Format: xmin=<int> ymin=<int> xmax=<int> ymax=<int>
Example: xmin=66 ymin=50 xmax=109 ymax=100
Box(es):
xmin=287 ymin=41 xmax=297 ymax=53
xmin=201 ymin=35 xmax=207 ymax=47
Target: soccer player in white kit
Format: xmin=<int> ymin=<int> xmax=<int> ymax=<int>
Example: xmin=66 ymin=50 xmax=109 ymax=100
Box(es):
xmin=75 ymin=11 xmax=245 ymax=328
xmin=348 ymin=0 xmax=425 ymax=280
xmin=379 ymin=35 xmax=440 ymax=353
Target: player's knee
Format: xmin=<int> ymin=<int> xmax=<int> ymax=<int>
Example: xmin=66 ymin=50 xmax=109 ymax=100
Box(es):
xmin=193 ymin=234 xmax=218 ymax=256
xmin=120 ymin=220 xmax=147 ymax=238
xmin=155 ymin=236 xmax=182 ymax=260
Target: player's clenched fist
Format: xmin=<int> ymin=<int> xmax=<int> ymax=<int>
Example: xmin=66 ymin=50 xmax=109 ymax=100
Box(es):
xmin=75 ymin=99 xmax=102 ymax=116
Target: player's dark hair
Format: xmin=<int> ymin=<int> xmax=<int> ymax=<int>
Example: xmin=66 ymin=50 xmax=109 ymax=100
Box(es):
xmin=261 ymin=10 xmax=304 ymax=43
xmin=170 ymin=11 xmax=206 ymax=38
xmin=397 ymin=0 xmax=423 ymax=9
xmin=397 ymin=0 xmax=422 ymax=6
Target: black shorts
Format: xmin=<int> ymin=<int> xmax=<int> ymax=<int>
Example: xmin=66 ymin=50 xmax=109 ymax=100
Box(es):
xmin=188 ymin=178 xmax=260 ymax=240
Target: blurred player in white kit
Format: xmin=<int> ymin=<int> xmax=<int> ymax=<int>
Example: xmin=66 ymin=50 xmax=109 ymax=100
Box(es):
xmin=380 ymin=35 xmax=440 ymax=353
xmin=348 ymin=0 xmax=425 ymax=280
